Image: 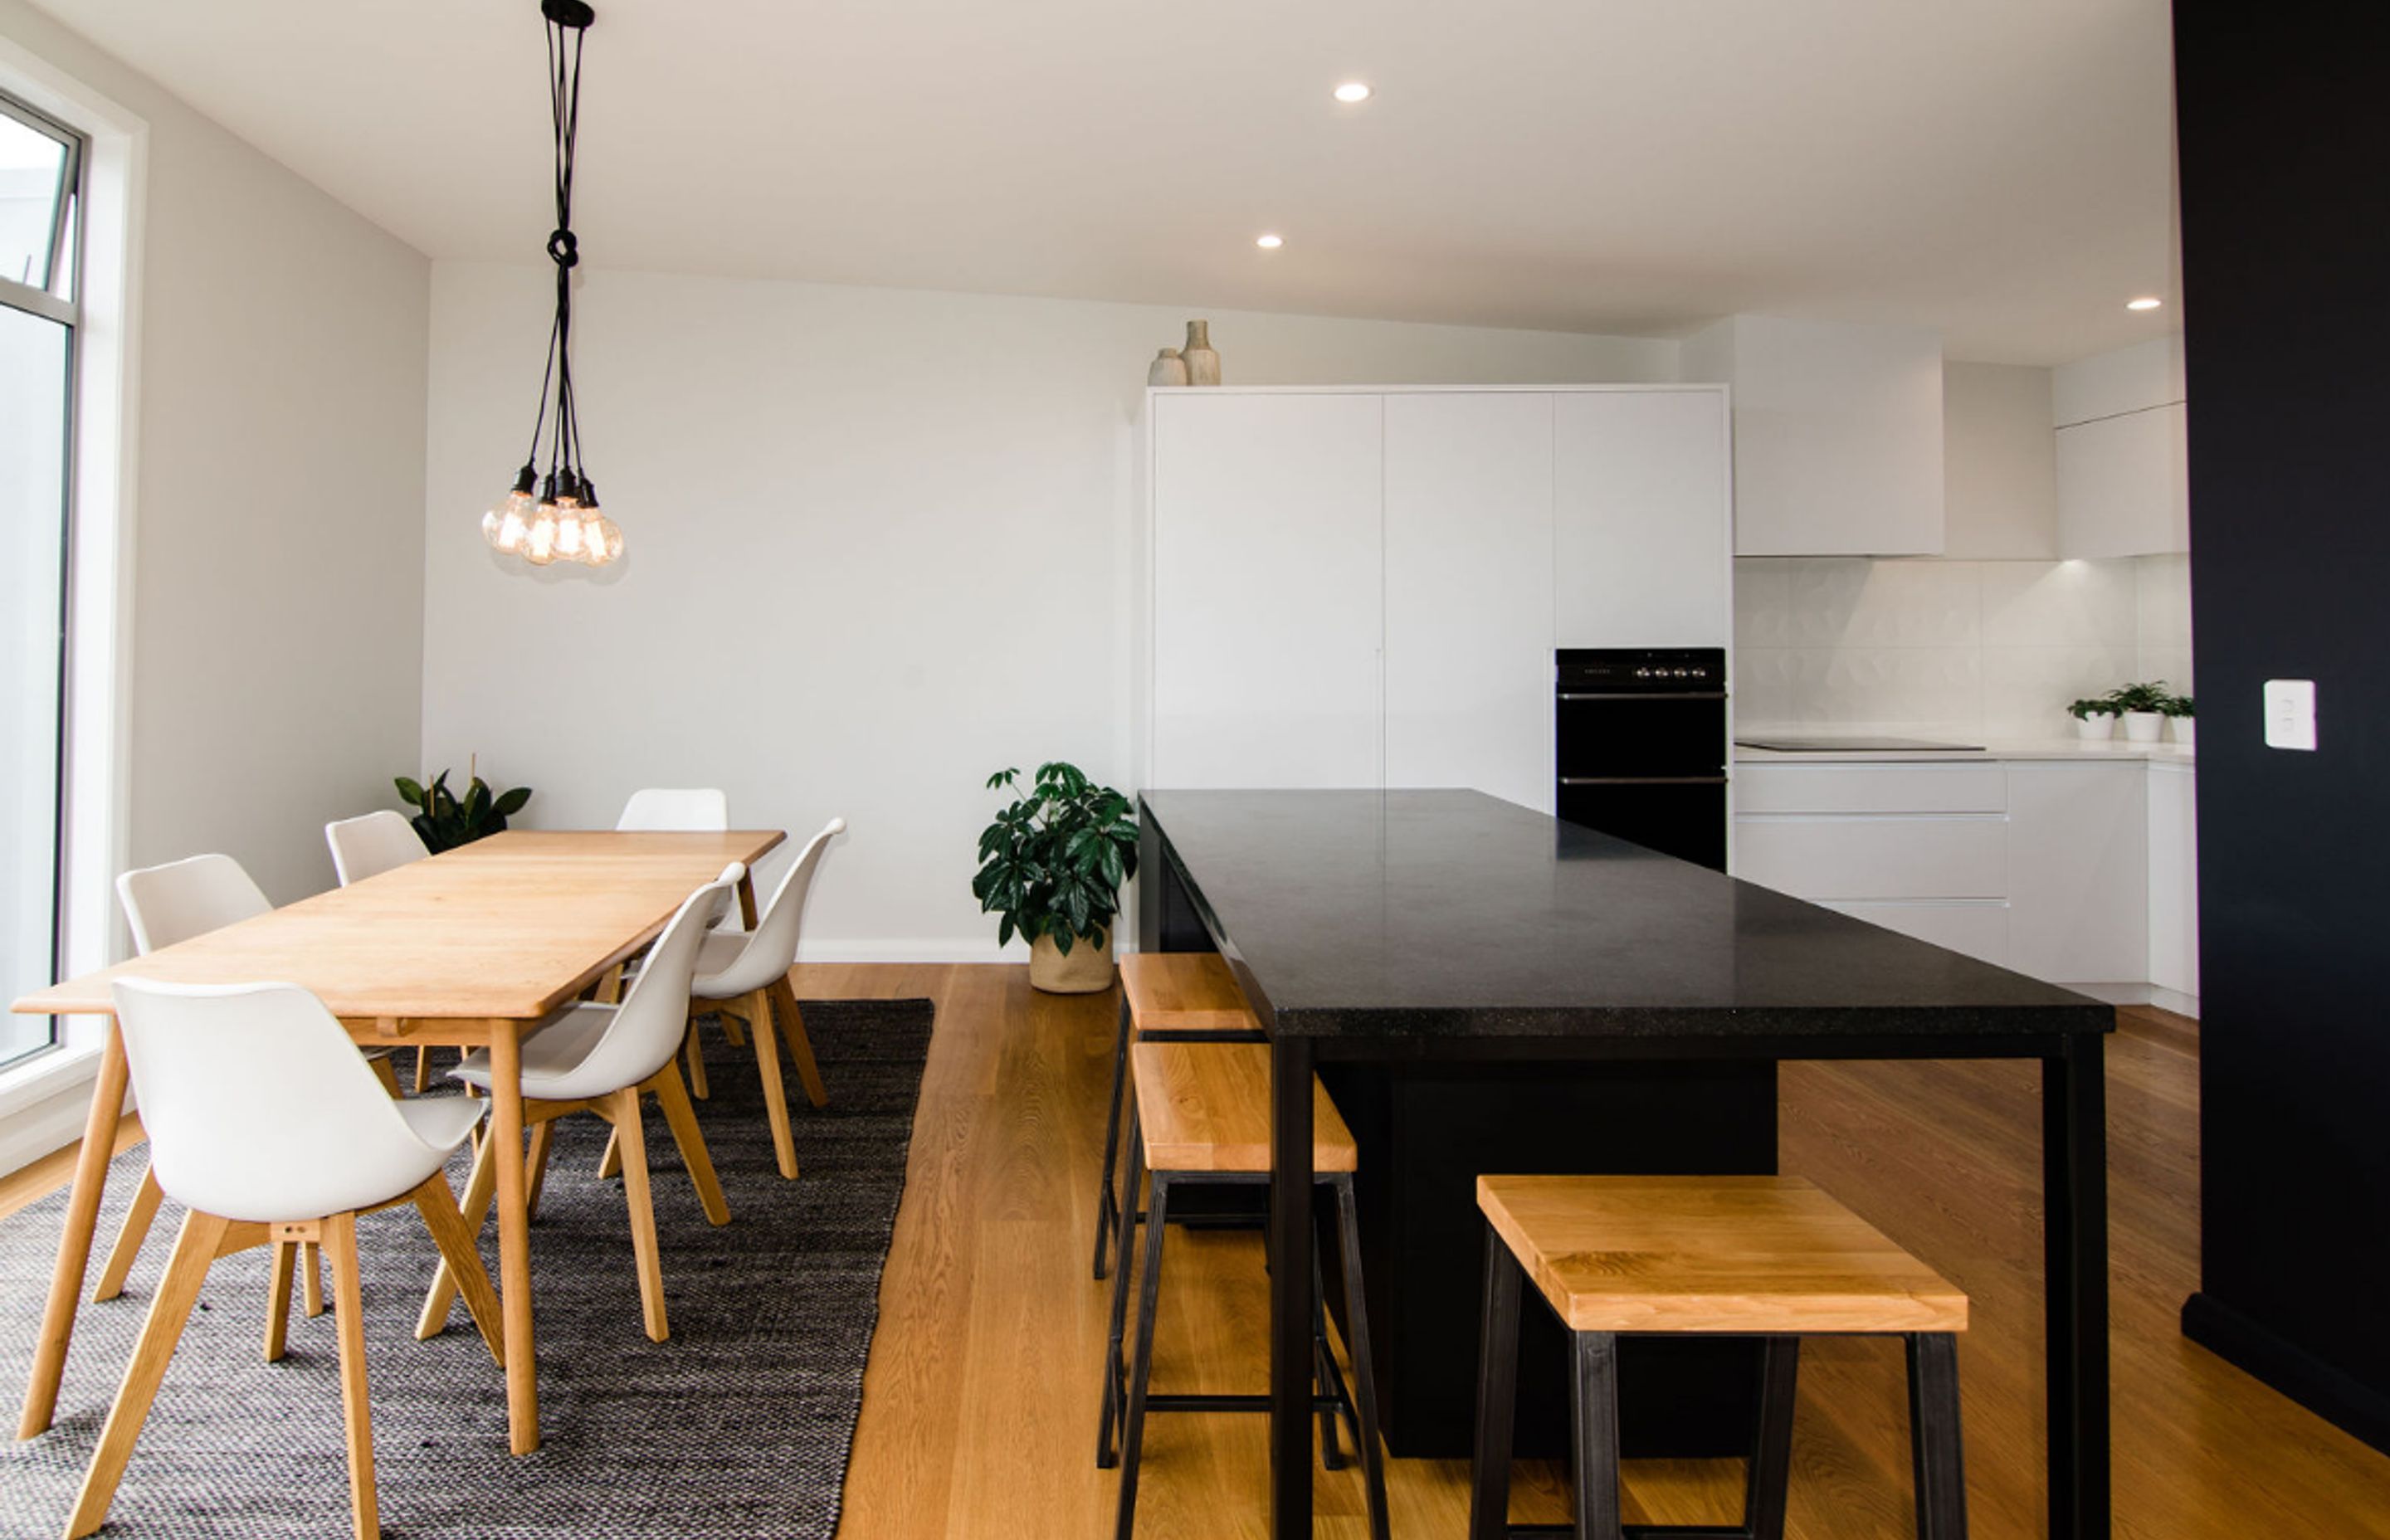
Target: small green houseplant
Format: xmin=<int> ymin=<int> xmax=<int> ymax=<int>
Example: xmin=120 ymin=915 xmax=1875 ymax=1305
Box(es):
xmin=2068 ymin=696 xmax=2119 ymax=740
xmin=973 ymin=763 xmax=1140 ymax=993
xmin=2109 ymin=681 xmax=2174 ymax=744
xmin=397 ymin=768 xmax=532 ymax=852
xmin=2161 ymin=692 xmax=2194 ymax=748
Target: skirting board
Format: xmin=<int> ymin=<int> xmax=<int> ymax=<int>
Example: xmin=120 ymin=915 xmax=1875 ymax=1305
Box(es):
xmin=2183 ymin=1290 xmax=2390 ymax=1455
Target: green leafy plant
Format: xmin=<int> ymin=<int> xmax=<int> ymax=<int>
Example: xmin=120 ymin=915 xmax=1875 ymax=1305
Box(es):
xmin=2161 ymin=692 xmax=2194 ymax=719
xmin=396 ymin=768 xmax=531 ymax=853
xmin=2106 ymin=680 xmax=2175 ymax=714
xmin=973 ymin=763 xmax=1139 ymax=954
xmin=2067 ymin=697 xmax=2119 ymax=721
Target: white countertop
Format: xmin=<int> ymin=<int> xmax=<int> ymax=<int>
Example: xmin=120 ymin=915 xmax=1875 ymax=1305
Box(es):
xmin=1733 ymin=736 xmax=2195 ymax=766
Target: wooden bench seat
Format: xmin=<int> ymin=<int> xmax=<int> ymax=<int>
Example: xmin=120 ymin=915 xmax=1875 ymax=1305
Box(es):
xmin=1130 ymin=1042 xmax=1356 ymax=1174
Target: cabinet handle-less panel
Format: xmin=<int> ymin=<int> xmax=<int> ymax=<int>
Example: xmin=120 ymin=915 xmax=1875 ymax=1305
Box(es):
xmin=1819 ymin=900 xmax=2011 ymax=968
xmin=1383 ymin=392 xmax=1557 ymax=813
xmin=2055 ymin=402 xmax=2190 ymax=558
xmin=1732 ymin=816 xmax=2007 ymax=900
xmin=1152 ymin=393 xmax=1385 ymax=789
xmin=2007 ymin=763 xmax=2149 ymax=982
xmin=1734 ymin=763 xmax=2007 ymax=815
xmin=1554 ymin=390 xmax=1733 ymax=648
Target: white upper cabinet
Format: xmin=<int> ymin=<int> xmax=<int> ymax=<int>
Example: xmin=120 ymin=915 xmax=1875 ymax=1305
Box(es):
xmin=2052 ymin=336 xmax=2189 ymax=558
xmin=1383 ymin=392 xmax=1557 ymax=812
xmin=1150 ymin=392 xmax=1384 ymax=789
xmin=1684 ymin=314 xmax=1945 ymax=557
xmin=1553 ymin=388 xmax=1731 ymax=648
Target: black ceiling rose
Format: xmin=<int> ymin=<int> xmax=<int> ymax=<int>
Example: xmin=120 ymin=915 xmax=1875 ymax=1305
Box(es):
xmin=540 ymin=0 xmax=595 ymax=30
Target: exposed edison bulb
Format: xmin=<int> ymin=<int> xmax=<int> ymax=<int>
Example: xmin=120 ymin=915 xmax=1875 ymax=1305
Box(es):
xmin=524 ymin=501 xmax=560 ymax=565
xmin=482 ymin=485 xmax=534 ymax=548
xmin=495 ymin=505 xmax=529 ymax=554
xmin=584 ymin=512 xmax=623 ymax=566
xmin=553 ymin=495 xmax=587 ymax=561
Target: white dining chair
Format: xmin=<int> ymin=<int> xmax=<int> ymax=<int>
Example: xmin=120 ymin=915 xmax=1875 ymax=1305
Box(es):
xmin=324 ymin=811 xmax=446 ymax=1089
xmin=324 ymin=809 xmax=428 ymax=887
xmin=684 ymin=817 xmax=844 ymax=1179
xmin=67 ymin=978 xmax=503 ymax=1540
xmin=93 ymin=855 xmax=407 ymax=1309
xmin=616 ymin=787 xmax=729 ymax=831
xmin=419 ymin=871 xmax=737 ymax=1344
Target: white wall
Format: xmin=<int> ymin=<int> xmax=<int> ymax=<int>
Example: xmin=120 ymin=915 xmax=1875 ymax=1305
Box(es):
xmin=422 ymin=262 xmax=1675 ymax=957
xmin=1 ymin=0 xmax=431 ymax=912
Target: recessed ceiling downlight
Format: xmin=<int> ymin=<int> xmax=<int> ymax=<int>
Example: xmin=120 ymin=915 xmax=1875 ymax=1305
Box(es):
xmin=1334 ymin=81 xmax=1373 ymax=104
xmin=1256 ymin=233 xmax=1285 ymax=250
xmin=2127 ymin=296 xmax=2163 ymax=311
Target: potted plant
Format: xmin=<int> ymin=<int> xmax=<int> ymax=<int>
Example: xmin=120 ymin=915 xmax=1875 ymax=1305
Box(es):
xmin=2067 ymin=697 xmax=2119 ymax=741
xmin=397 ymin=767 xmax=532 ymax=852
xmin=2108 ymin=681 xmax=2174 ymax=743
xmin=973 ymin=763 xmax=1140 ymax=993
xmin=2162 ymin=692 xmax=2195 ymax=748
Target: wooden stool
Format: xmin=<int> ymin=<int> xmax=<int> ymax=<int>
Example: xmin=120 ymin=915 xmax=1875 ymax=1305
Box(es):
xmin=1091 ymin=952 xmax=1266 ymax=1279
xmin=1098 ymin=1042 xmax=1390 ymax=1540
xmin=1471 ymin=1175 xmax=1971 ymax=1540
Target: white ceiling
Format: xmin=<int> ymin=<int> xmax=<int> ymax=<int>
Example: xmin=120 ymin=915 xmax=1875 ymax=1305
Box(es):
xmin=28 ymin=0 xmax=2179 ymax=363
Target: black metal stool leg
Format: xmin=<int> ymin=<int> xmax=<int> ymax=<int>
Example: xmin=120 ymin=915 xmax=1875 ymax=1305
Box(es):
xmin=1571 ymin=1330 xmax=1627 ymax=1540
xmin=1744 ymin=1337 xmax=1801 ymax=1540
xmin=1114 ymin=1172 xmax=1173 ymax=1540
xmin=1092 ymin=994 xmax=1133 ymax=1279
xmin=1097 ymin=1104 xmax=1144 ymax=1467
xmin=1470 ymin=1223 xmax=1524 ymax=1540
xmin=1332 ymin=1177 xmax=1393 ymax=1540
xmin=1907 ymin=1333 xmax=1969 ymax=1539
xmin=1313 ymin=1240 xmax=1344 ymax=1469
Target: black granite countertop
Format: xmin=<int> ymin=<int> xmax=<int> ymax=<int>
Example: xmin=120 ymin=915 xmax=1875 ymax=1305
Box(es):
xmin=1141 ymin=789 xmax=2115 ymax=1041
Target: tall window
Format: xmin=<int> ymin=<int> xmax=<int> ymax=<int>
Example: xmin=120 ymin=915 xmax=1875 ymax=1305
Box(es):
xmin=0 ymin=93 xmax=80 ymax=1067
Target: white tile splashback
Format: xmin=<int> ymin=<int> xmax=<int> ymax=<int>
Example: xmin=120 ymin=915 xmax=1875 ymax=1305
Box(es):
xmin=1734 ymin=555 xmax=2190 ymax=739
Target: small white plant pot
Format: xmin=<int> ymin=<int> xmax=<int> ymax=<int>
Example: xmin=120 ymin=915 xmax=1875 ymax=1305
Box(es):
xmin=2075 ymin=713 xmax=2117 ymax=741
xmin=2121 ymin=710 xmax=2166 ymax=743
xmin=2169 ymin=718 xmax=2195 ymax=748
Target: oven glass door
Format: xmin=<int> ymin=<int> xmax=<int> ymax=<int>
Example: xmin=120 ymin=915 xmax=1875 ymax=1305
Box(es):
xmin=1557 ymin=779 xmax=1729 ymax=871
xmin=1555 ymin=694 xmax=1726 ymax=778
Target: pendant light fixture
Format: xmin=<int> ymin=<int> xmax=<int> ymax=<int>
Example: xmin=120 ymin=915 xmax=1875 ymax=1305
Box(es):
xmin=480 ymin=0 xmax=622 ymax=568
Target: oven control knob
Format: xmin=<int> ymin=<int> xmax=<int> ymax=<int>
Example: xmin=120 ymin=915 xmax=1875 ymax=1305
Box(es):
xmin=1634 ymin=667 xmax=1651 ymax=678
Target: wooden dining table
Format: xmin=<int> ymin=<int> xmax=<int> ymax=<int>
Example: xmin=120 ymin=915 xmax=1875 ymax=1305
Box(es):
xmin=8 ymin=827 xmax=785 ymax=1455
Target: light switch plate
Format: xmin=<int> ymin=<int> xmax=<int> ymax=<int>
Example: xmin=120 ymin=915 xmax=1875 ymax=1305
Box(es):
xmin=2264 ymin=679 xmax=2317 ymax=751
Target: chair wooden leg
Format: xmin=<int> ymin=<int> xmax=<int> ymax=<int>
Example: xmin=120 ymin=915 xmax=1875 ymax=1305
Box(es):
xmin=524 ymin=1121 xmax=556 ymax=1221
xmin=684 ymin=1012 xmax=710 ymax=1101
xmin=368 ymin=1055 xmax=403 ymax=1099
xmin=66 ymin=1210 xmax=228 ymax=1540
xmin=321 ymin=1211 xmax=378 ymax=1540
xmin=744 ymin=988 xmax=801 ymax=1180
xmin=651 ymin=1060 xmax=732 ymax=1224
xmin=417 ymin=1116 xmax=500 ymax=1340
xmin=613 ymin=1087 xmax=670 ymax=1342
xmin=768 ymin=976 xmax=830 ymax=1109
xmin=593 ymin=963 xmax=624 ymax=1005
xmin=413 ymin=1044 xmax=434 ymax=1094
xmin=302 ymin=1241 xmax=325 ymax=1318
xmin=411 ymin=1174 xmax=505 ymax=1367
xmin=598 ymin=1127 xmax=624 ymax=1181
xmin=264 ymin=1240 xmax=297 ymax=1362
xmin=718 ymin=1003 xmax=746 ymax=1049
xmin=90 ymin=1163 xmax=166 ymax=1304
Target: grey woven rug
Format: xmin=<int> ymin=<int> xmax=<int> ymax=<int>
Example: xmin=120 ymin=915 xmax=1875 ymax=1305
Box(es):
xmin=0 ymin=997 xmax=934 ymax=1539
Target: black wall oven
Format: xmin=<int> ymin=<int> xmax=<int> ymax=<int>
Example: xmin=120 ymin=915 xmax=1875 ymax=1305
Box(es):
xmin=1554 ymin=647 xmax=1729 ymax=871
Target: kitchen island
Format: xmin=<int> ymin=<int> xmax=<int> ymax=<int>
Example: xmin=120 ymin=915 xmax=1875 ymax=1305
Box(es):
xmin=1136 ymin=788 xmax=2115 ymax=1540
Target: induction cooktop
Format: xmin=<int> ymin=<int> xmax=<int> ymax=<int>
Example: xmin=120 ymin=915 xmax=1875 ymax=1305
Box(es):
xmin=1734 ymin=735 xmax=1986 ymax=753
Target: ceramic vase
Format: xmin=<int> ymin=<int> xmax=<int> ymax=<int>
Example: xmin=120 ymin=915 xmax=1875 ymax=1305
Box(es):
xmin=2075 ymin=713 xmax=2116 ymax=741
xmin=2169 ymin=717 xmax=2195 ymax=748
xmin=1149 ymin=348 xmax=1189 ymax=387
xmin=2121 ymin=710 xmax=2166 ymax=743
xmin=1183 ymin=320 xmax=1221 ymax=387
xmin=1030 ymin=926 xmax=1114 ymax=994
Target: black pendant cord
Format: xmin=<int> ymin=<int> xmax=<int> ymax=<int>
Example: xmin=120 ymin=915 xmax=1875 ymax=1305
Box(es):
xmin=539 ymin=11 xmax=588 ymax=490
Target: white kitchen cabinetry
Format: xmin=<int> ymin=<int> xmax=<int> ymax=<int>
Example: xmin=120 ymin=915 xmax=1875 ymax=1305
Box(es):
xmin=2007 ymin=763 xmax=2150 ymax=983
xmin=1150 ymin=392 xmax=1383 ymax=789
xmin=1553 ymin=389 xmax=1731 ymax=647
xmin=2148 ymin=763 xmax=2201 ymax=998
xmin=1683 ymin=314 xmax=1944 ymax=557
xmin=2052 ymin=335 xmax=2190 ymax=558
xmin=1383 ymin=392 xmax=1557 ymax=814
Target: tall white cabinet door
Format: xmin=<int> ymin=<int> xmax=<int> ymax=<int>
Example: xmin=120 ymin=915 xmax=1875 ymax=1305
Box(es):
xmin=1554 ymin=389 xmax=1732 ymax=648
xmin=1383 ymin=392 xmax=1556 ymax=813
xmin=1151 ymin=392 xmax=1384 ymax=788
xmin=2007 ymin=762 xmax=2150 ymax=983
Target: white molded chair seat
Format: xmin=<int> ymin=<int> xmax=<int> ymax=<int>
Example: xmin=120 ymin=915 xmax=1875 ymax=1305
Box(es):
xmin=680 ymin=818 xmax=844 ymax=1180
xmin=616 ymin=787 xmax=729 ymax=831
xmin=453 ymin=1002 xmax=623 ymax=1104
xmin=325 ymin=810 xmax=429 ymax=887
xmin=71 ymin=978 xmax=501 ymax=1540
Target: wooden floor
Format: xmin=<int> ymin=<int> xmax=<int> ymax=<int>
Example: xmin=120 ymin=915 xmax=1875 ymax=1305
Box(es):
xmin=9 ymin=966 xmax=2389 ymax=1537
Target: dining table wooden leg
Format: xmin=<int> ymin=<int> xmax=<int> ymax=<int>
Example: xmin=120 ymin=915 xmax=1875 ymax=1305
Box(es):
xmin=20 ymin=1018 xmax=130 ymax=1440
xmin=488 ymin=1021 xmax=540 ymax=1455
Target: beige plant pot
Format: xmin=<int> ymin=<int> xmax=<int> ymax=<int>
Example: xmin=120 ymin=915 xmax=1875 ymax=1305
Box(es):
xmin=1030 ymin=927 xmax=1114 ymax=994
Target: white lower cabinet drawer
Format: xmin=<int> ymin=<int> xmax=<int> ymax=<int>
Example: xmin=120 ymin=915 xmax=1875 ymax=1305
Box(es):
xmin=1820 ymin=900 xmax=2011 ymax=967
xmin=1732 ymin=816 xmax=2007 ymax=901
xmin=1734 ymin=763 xmax=2007 ymax=815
